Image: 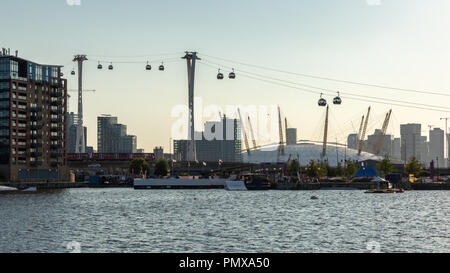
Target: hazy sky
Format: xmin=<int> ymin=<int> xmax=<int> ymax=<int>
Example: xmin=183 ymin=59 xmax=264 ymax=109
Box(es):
xmin=3 ymin=0 xmax=450 ymax=152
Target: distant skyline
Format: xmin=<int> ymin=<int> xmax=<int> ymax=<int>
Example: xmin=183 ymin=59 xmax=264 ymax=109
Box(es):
xmin=3 ymin=0 xmax=450 ymax=152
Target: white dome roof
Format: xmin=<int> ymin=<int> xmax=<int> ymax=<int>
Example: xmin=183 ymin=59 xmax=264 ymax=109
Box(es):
xmin=243 ymin=142 xmax=381 ymax=166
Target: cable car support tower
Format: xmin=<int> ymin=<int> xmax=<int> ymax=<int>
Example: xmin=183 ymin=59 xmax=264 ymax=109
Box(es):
xmin=73 ymin=55 xmax=88 ymax=153
xmin=182 ymin=52 xmax=201 ymax=161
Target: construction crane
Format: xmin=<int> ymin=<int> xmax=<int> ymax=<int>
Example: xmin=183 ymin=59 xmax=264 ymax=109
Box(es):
xmin=358 ymin=107 xmax=371 ymax=156
xmin=285 ymin=118 xmax=289 ymax=146
xmin=322 ymin=105 xmax=329 ymax=158
xmin=238 ymin=108 xmax=251 ymax=156
xmin=277 ymin=106 xmax=285 ymax=162
xmin=247 ymin=116 xmax=258 ymax=150
xmin=375 ymin=109 xmax=392 ymax=155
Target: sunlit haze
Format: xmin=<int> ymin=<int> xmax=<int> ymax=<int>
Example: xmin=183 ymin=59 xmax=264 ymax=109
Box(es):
xmin=3 ymin=0 xmax=450 ymax=152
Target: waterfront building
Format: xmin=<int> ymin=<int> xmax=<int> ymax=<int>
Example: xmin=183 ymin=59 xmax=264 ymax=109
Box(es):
xmin=286 ymin=128 xmax=297 ymax=146
xmin=174 ymin=117 xmax=242 ymax=162
xmin=0 ymin=51 xmax=69 ymax=182
xmin=97 ymin=115 xmax=137 ymax=153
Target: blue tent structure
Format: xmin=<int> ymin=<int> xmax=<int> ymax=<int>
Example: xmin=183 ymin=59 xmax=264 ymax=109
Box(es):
xmin=353 ymin=166 xmax=377 ymax=177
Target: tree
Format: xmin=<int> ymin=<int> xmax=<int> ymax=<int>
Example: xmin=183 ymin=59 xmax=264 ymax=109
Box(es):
xmin=376 ymin=156 xmax=394 ymax=176
xmin=306 ymin=160 xmax=328 ymax=177
xmin=344 ymin=160 xmax=359 ymax=177
xmin=287 ymin=159 xmax=300 ymax=177
xmin=306 ymin=160 xmax=319 ymax=177
xmin=318 ymin=162 xmax=328 ymax=177
xmin=129 ymin=158 xmax=150 ymax=177
xmin=154 ymin=158 xmax=170 ymax=177
xmin=336 ymin=162 xmax=344 ymax=177
xmin=405 ymin=156 xmax=422 ymax=177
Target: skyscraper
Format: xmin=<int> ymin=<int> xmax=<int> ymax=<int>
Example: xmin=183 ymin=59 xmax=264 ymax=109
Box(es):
xmin=174 ymin=117 xmax=242 ymax=162
xmin=400 ymin=124 xmax=426 ymax=164
xmin=429 ymin=128 xmax=444 ymax=168
xmin=97 ymin=115 xmax=137 ymax=153
xmin=286 ymin=128 xmax=297 ymax=146
xmin=347 ymin=134 xmax=358 ymax=150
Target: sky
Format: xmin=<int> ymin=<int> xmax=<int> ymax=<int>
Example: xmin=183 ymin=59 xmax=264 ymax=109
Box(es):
xmin=2 ymin=0 xmax=450 ymax=152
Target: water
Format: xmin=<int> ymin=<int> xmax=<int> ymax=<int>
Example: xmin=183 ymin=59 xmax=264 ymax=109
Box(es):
xmin=1 ymin=188 xmax=449 ymax=253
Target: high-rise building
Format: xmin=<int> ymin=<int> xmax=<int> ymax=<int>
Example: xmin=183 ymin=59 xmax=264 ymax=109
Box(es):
xmin=0 ymin=52 xmax=68 ymax=182
xmin=392 ymin=138 xmax=401 ymax=160
xmin=97 ymin=115 xmax=136 ymax=153
xmin=447 ymin=132 xmax=450 ymax=168
xmin=174 ymin=117 xmax=242 ymax=162
xmin=66 ymin=112 xmax=86 ymax=153
xmin=429 ymin=128 xmax=444 ymax=168
xmin=365 ymin=129 xmax=393 ymax=157
xmin=400 ymin=124 xmax=427 ymax=164
xmin=286 ymin=128 xmax=297 ymax=146
xmin=347 ymin=134 xmax=358 ymax=150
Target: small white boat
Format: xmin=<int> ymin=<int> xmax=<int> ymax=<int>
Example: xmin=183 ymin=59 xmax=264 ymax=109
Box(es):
xmin=0 ymin=186 xmax=18 ymax=192
xmin=22 ymin=187 xmax=37 ymax=192
xmin=225 ymin=181 xmax=248 ymax=191
xmin=134 ymin=177 xmax=227 ymax=189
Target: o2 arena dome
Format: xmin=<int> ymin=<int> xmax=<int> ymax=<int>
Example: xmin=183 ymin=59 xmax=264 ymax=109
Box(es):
xmin=242 ymin=142 xmax=382 ymax=167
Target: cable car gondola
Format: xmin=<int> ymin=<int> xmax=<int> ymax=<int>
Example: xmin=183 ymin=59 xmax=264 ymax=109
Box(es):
xmin=71 ymin=70 xmax=75 ymax=76
xmin=318 ymin=93 xmax=327 ymax=107
xmin=146 ymin=61 xmax=152 ymax=71
xmin=59 ymin=72 xmax=64 ymax=77
xmin=333 ymin=92 xmax=342 ymax=105
xmin=97 ymin=62 xmax=103 ymax=70
xmin=217 ymin=69 xmax=224 ymax=80
xmin=159 ymin=62 xmax=165 ymax=71
xmin=229 ymin=68 xmax=236 ymax=79
xmin=108 ymin=63 xmax=113 ymax=70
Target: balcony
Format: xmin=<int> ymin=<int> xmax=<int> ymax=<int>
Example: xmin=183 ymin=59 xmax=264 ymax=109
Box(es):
xmin=50 ymin=91 xmax=63 ymax=97
xmin=51 ymin=118 xmax=63 ymax=123
xmin=30 ymin=124 xmax=43 ymax=130
xmin=30 ymin=133 xmax=43 ymax=139
xmin=50 ymin=126 xmax=62 ymax=132
xmin=51 ymin=100 xmax=63 ymax=107
xmin=50 ymin=152 xmax=63 ymax=158
xmin=30 ymin=142 xmax=43 ymax=148
xmin=29 ymin=161 xmax=43 ymax=167
xmin=50 ymin=135 xmax=61 ymax=141
xmin=30 ymin=106 xmax=43 ymax=112
xmin=50 ymin=144 xmax=62 ymax=149
xmin=30 ymin=115 xmax=42 ymax=122
xmin=51 ymin=109 xmax=63 ymax=115
xmin=30 ymin=152 xmax=43 ymax=158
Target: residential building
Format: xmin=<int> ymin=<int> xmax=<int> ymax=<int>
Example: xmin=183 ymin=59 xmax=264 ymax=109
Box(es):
xmin=0 ymin=51 xmax=68 ymax=182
